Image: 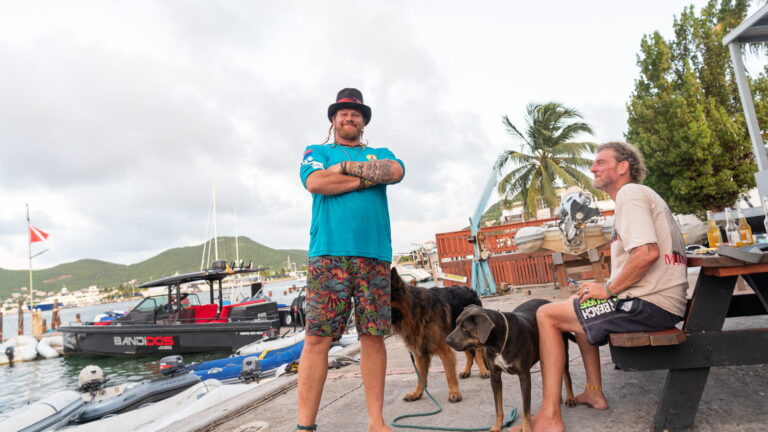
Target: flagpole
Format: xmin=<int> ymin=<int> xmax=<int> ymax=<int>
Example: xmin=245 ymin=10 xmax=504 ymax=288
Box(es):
xmin=27 ymin=204 xmax=33 ymax=308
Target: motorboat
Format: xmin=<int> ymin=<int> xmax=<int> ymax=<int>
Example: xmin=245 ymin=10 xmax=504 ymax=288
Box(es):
xmin=72 ymin=358 xmax=200 ymax=424
xmin=0 ymin=390 xmax=84 ymax=432
xmin=60 ymin=260 xmax=282 ymax=356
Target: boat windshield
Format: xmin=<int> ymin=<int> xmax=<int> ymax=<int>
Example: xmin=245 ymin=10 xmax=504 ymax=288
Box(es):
xmin=133 ymin=293 xmax=203 ymax=312
xmin=134 ymin=295 xmax=169 ymax=312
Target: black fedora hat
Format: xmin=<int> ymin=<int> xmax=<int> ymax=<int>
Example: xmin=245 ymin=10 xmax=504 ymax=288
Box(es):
xmin=327 ymin=88 xmax=371 ymax=125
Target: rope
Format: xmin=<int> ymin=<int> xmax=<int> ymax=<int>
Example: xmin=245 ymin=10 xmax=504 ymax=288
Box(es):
xmin=390 ymin=352 xmax=517 ymax=431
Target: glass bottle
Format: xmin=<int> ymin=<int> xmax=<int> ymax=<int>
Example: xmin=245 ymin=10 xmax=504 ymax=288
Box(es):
xmin=676 ymin=216 xmax=687 ymax=245
xmin=737 ymin=209 xmax=754 ymax=246
xmin=763 ymin=196 xmax=768 ymax=237
xmin=725 ymin=207 xmax=740 ymax=247
xmin=706 ymin=210 xmax=722 ymax=248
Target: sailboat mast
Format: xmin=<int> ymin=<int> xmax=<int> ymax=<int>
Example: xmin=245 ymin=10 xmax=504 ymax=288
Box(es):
xmin=26 ymin=204 xmax=33 ymax=307
xmin=213 ymin=185 xmax=219 ymax=260
xmin=235 ymin=207 xmax=240 ymax=264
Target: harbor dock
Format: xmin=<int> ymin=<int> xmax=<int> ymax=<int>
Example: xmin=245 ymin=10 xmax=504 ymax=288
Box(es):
xmin=155 ymin=281 xmax=768 ymax=432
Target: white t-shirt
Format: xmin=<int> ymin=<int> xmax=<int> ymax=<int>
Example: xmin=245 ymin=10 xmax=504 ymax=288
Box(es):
xmin=611 ymin=183 xmax=688 ymax=317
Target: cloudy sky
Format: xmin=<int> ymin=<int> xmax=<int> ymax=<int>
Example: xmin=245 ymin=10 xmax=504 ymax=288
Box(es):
xmin=0 ymin=0 xmax=762 ymax=270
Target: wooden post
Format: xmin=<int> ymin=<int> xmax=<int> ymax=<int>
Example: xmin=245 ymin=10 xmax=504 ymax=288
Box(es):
xmin=552 ymin=252 xmax=567 ymax=289
xmin=17 ymin=299 xmax=24 ymax=335
xmin=32 ymin=310 xmax=43 ymax=336
xmin=588 ymin=248 xmax=606 ymax=283
xmin=51 ymin=298 xmax=61 ymax=330
xmin=41 ymin=317 xmax=48 ymax=334
xmin=74 ymin=313 xmax=81 ymax=323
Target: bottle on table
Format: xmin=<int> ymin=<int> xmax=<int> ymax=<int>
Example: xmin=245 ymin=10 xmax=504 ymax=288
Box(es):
xmin=725 ymin=207 xmax=740 ymax=247
xmin=763 ymin=196 xmax=768 ymax=237
xmin=676 ymin=216 xmax=687 ymax=245
xmin=706 ymin=210 xmax=722 ymax=248
xmin=737 ymin=208 xmax=754 ymax=247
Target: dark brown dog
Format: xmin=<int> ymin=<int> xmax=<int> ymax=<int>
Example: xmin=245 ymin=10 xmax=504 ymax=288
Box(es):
xmin=445 ymin=300 xmax=576 ymax=432
xmin=390 ymin=268 xmax=490 ymax=403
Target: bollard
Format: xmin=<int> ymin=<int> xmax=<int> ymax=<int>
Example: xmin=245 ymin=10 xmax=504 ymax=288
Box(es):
xmin=18 ymin=299 xmax=24 ymax=335
xmin=41 ymin=318 xmax=48 ymax=334
xmin=75 ymin=313 xmax=81 ymax=323
xmin=267 ymin=291 xmax=272 ymax=298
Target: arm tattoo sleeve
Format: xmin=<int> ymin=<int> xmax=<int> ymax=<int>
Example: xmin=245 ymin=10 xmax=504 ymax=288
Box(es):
xmin=345 ymin=160 xmax=395 ymax=184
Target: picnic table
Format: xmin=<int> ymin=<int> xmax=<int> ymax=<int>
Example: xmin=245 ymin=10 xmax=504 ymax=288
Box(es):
xmin=609 ymin=253 xmax=768 ymax=432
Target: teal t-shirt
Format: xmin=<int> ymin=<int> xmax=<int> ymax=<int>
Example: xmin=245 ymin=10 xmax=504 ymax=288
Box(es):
xmin=299 ymin=144 xmax=405 ymax=262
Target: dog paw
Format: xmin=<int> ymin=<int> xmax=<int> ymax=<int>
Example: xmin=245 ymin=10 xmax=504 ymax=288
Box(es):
xmin=565 ymin=397 xmax=577 ymax=408
xmin=458 ymin=371 xmax=470 ymax=379
xmin=479 ymin=371 xmax=491 ymax=379
xmin=403 ymin=392 xmax=423 ymax=402
xmin=448 ymin=392 xmax=463 ymax=403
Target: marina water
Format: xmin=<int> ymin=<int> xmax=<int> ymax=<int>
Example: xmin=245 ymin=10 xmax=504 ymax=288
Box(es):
xmin=0 ymin=279 xmax=306 ymax=413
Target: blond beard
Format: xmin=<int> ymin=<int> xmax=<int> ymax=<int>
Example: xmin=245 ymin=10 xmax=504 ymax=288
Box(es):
xmin=336 ymin=123 xmax=363 ymax=142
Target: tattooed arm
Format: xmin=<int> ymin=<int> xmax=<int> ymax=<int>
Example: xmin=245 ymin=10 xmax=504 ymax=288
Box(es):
xmin=304 ymin=164 xmax=361 ymax=195
xmin=340 ymin=160 xmax=404 ymax=184
xmin=579 ymin=243 xmax=659 ymax=300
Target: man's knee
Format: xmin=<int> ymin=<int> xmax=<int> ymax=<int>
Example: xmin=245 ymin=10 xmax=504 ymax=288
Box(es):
xmin=537 ymin=300 xmax=576 ymax=331
xmin=304 ymin=335 xmax=333 ymax=351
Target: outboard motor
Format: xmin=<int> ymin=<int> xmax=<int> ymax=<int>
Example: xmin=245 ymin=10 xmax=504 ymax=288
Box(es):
xmin=159 ymin=355 xmax=186 ymax=376
xmin=556 ymin=189 xmax=601 ymax=248
xmin=4 ymin=346 xmax=14 ymax=365
xmin=239 ymin=356 xmax=261 ymax=384
xmin=77 ymin=365 xmax=108 ymax=394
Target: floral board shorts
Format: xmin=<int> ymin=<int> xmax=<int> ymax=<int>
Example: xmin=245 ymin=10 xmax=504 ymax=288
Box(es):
xmin=306 ymin=256 xmax=392 ymax=340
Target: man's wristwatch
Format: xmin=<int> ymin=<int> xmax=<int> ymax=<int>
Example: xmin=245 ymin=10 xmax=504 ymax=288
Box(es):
xmin=604 ymin=279 xmax=616 ymax=297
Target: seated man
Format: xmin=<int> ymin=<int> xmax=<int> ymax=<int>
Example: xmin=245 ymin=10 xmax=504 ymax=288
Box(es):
xmin=512 ymin=142 xmax=688 ymax=432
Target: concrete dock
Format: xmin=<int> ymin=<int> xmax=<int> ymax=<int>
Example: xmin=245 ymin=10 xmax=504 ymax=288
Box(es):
xmin=159 ymin=284 xmax=768 ymax=432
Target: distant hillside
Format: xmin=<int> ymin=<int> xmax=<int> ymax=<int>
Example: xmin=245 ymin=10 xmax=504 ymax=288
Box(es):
xmin=462 ymin=201 xmax=504 ymax=230
xmin=0 ymin=237 xmax=307 ymax=299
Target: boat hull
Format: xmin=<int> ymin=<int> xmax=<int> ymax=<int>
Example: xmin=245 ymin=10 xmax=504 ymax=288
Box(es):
xmin=60 ymin=321 xmax=280 ymax=356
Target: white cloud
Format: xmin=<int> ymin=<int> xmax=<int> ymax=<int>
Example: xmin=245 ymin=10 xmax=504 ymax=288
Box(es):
xmin=0 ymin=0 xmax=748 ymax=275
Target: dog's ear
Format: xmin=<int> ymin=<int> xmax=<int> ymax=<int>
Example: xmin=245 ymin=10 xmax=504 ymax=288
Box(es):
xmin=474 ymin=311 xmax=495 ymax=344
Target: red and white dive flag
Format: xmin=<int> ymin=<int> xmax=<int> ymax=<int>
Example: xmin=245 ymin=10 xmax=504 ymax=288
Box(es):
xmin=29 ymin=225 xmax=49 ymax=243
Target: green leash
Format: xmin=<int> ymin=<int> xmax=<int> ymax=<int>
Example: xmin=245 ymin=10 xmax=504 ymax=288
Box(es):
xmin=390 ymin=352 xmax=518 ymax=431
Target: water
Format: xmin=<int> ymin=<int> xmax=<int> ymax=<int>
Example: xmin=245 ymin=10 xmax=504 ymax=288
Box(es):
xmin=0 ymin=279 xmax=305 ymax=413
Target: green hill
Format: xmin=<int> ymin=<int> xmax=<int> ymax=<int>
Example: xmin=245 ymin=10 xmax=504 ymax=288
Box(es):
xmin=0 ymin=237 xmax=307 ymax=299
xmin=462 ymin=201 xmax=505 ymax=230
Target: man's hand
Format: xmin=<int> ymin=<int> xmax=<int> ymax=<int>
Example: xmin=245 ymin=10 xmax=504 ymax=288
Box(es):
xmin=326 ymin=162 xmax=343 ymax=174
xmin=577 ymin=281 xmax=611 ymax=303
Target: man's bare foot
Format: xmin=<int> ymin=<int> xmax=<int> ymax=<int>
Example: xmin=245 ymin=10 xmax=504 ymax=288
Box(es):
xmin=574 ymin=389 xmax=608 ymax=409
xmin=507 ymin=412 xmax=564 ymax=432
xmin=368 ymin=421 xmax=393 ymax=432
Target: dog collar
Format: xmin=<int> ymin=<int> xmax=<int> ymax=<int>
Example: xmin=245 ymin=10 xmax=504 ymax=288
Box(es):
xmin=498 ymin=310 xmax=509 ymax=353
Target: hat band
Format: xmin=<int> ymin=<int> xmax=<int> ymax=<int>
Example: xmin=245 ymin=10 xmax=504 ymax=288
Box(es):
xmin=337 ymin=98 xmax=362 ymax=103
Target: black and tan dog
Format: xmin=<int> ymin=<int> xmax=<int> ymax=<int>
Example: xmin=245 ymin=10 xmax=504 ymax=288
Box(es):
xmin=390 ymin=268 xmax=489 ymax=403
xmin=445 ymin=300 xmax=576 ymax=432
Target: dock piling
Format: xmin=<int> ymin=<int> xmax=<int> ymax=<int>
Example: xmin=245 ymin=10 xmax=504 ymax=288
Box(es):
xmin=51 ymin=299 xmax=61 ymax=330
xmin=17 ymin=299 xmax=24 ymax=335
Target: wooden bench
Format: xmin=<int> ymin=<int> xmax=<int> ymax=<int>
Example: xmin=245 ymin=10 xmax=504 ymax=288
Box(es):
xmin=609 ymin=328 xmax=686 ymax=348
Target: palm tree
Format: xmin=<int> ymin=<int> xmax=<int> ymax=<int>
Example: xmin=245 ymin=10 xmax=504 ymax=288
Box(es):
xmin=495 ymin=102 xmax=598 ymax=218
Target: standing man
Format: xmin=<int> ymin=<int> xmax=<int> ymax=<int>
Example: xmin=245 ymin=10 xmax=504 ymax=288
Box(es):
xmin=512 ymin=142 xmax=687 ymax=432
xmin=297 ymin=88 xmax=405 ymax=432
